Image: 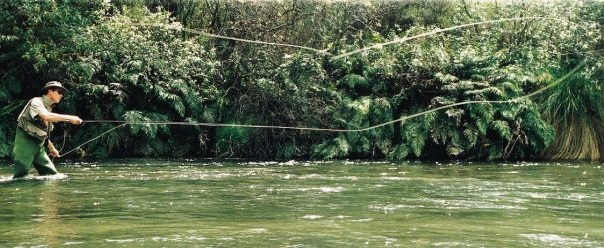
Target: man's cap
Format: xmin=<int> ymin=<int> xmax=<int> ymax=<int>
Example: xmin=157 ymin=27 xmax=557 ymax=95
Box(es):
xmin=39 ymin=81 xmax=68 ymax=95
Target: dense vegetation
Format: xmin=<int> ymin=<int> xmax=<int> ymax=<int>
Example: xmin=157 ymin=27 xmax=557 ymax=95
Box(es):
xmin=1 ymin=0 xmax=603 ymax=161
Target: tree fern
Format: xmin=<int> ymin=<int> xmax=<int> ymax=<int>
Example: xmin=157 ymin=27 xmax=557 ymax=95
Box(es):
xmin=487 ymin=144 xmax=505 ymax=160
xmin=463 ymin=126 xmax=478 ymax=147
xmin=409 ymin=131 xmax=426 ymax=157
xmin=431 ymin=119 xmax=452 ymax=145
xmin=468 ymin=103 xmax=494 ymax=134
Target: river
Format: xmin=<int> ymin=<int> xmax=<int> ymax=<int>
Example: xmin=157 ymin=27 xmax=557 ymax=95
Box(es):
xmin=1 ymin=159 xmax=602 ymax=247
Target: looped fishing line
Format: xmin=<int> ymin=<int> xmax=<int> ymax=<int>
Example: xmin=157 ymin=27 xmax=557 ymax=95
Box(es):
xmin=332 ymin=17 xmax=550 ymax=59
xmin=61 ymin=123 xmax=127 ymax=157
xmin=126 ymin=23 xmax=330 ymax=54
xmin=59 ymin=59 xmax=585 ymax=157
xmin=127 ymin=16 xmax=551 ymax=60
xmin=59 ymin=15 xmax=590 ymax=156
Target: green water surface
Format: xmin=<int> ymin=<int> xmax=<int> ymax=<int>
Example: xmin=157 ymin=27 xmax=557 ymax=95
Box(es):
xmin=1 ymin=159 xmax=603 ymax=247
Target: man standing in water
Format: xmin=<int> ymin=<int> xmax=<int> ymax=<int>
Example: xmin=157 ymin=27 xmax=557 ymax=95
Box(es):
xmin=12 ymin=81 xmax=82 ymax=179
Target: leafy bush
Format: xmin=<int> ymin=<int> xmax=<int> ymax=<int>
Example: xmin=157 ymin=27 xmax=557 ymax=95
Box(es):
xmin=1 ymin=0 xmax=602 ymax=161
xmin=64 ymin=7 xmax=220 ymax=157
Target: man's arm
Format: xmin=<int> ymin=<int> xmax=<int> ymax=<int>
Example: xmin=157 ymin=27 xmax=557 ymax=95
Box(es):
xmin=47 ymin=140 xmax=60 ymax=157
xmin=39 ymin=112 xmax=82 ymax=124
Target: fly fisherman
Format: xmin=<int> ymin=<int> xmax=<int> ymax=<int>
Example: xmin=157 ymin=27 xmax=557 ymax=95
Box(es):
xmin=12 ymin=81 xmax=82 ymax=179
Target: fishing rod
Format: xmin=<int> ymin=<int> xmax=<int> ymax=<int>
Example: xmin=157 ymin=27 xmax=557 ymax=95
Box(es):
xmin=81 ymin=120 xmax=356 ymax=132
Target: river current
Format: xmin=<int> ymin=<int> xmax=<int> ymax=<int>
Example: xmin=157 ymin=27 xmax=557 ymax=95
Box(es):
xmin=1 ymin=159 xmax=602 ymax=247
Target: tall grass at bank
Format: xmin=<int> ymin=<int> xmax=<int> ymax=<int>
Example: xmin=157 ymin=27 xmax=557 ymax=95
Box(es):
xmin=541 ymin=68 xmax=604 ymax=160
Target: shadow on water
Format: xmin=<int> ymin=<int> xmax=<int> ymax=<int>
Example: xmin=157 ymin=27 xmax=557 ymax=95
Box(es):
xmin=0 ymin=159 xmax=603 ymax=247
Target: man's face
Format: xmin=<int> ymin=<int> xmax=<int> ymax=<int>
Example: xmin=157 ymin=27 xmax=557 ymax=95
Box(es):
xmin=48 ymin=88 xmax=65 ymax=104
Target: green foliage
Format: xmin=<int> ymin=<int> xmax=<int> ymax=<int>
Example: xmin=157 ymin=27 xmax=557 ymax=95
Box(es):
xmin=215 ymin=125 xmax=251 ymax=158
xmin=0 ymin=0 xmax=106 ymax=158
xmin=388 ymin=111 xmax=433 ymax=160
xmin=312 ymin=136 xmax=350 ymax=159
xmin=311 ymin=95 xmax=394 ymax=159
xmin=1 ymin=0 xmax=601 ymax=161
xmin=541 ymin=67 xmax=604 ymax=160
xmin=0 ymin=124 xmax=12 ymax=158
xmin=60 ymin=7 xmax=220 ymax=157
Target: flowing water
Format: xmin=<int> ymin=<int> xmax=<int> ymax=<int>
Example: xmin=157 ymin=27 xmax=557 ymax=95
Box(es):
xmin=0 ymin=159 xmax=602 ymax=247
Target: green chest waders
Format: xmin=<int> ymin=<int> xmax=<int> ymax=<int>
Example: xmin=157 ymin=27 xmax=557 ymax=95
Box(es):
xmin=12 ymin=127 xmax=58 ymax=179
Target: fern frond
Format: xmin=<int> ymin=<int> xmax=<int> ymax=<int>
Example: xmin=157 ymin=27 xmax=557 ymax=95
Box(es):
xmin=410 ymin=135 xmax=425 ymax=157
xmin=123 ymin=111 xmax=169 ymax=136
xmin=463 ymin=127 xmax=478 ymax=147
xmin=490 ymin=120 xmax=512 ymax=140
xmin=156 ymin=86 xmax=186 ymax=117
xmin=388 ymin=144 xmax=410 ymax=161
xmin=312 ymin=136 xmax=350 ymax=159
xmin=446 ymin=145 xmax=464 ymax=156
xmin=476 ymin=117 xmax=489 ymax=135
xmin=435 ymin=72 xmax=459 ymax=83
xmin=445 ymin=108 xmax=464 ymax=124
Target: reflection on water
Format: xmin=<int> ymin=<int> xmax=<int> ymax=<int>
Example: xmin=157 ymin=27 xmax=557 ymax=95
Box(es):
xmin=34 ymin=181 xmax=79 ymax=246
xmin=0 ymin=159 xmax=602 ymax=247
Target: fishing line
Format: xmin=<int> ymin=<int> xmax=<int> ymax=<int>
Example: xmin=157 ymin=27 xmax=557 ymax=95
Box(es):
xmin=60 ymin=15 xmax=590 ymax=156
xmin=127 ymin=16 xmax=553 ymax=59
xmin=332 ymin=16 xmax=551 ymax=59
xmin=59 ymin=59 xmax=585 ymax=157
xmin=126 ymin=23 xmax=330 ymax=54
xmin=80 ymin=120 xmax=347 ymax=132
xmin=60 ymin=123 xmax=127 ymax=157
xmin=358 ymin=59 xmax=586 ymax=132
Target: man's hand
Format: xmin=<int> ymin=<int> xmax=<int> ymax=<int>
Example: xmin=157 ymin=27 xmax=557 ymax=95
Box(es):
xmin=47 ymin=141 xmax=60 ymax=158
xmin=70 ymin=116 xmax=83 ymax=125
xmin=49 ymin=147 xmax=60 ymax=158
